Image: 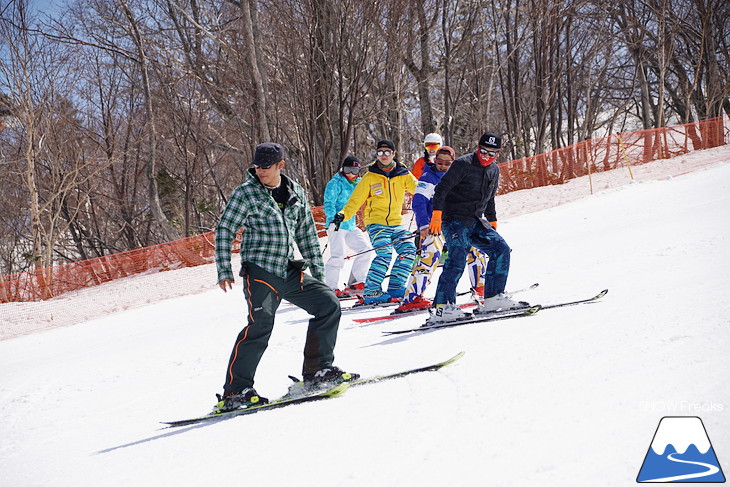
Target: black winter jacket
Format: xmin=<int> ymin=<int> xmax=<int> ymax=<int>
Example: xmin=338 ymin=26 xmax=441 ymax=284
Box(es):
xmin=431 ymin=152 xmax=499 ymax=224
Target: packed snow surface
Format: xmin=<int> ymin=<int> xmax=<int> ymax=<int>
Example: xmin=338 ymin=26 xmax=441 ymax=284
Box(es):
xmin=1 ymin=146 xmax=729 ymax=486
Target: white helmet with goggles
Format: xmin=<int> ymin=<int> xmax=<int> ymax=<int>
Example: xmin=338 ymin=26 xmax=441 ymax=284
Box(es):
xmin=424 ymin=133 xmax=443 ymax=146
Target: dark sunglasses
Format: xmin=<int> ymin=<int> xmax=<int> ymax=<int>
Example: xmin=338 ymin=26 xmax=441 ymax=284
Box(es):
xmin=479 ymin=147 xmax=498 ymax=157
xmin=343 ymin=166 xmax=360 ymax=175
xmin=376 ymin=149 xmax=393 ymax=156
xmin=435 ymin=158 xmax=453 ymax=166
xmin=251 ymin=163 xmax=275 ymax=169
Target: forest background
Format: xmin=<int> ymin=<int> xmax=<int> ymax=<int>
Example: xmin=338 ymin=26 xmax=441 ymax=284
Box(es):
xmin=1 ymin=0 xmax=728 ymax=276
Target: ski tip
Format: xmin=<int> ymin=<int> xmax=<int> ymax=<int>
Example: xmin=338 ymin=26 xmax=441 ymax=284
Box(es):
xmin=450 ymin=351 xmax=466 ymax=362
xmin=426 ymin=351 xmax=466 ymax=368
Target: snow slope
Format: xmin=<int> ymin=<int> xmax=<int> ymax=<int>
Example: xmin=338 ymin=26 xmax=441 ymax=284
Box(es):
xmin=1 ymin=147 xmax=729 ymax=486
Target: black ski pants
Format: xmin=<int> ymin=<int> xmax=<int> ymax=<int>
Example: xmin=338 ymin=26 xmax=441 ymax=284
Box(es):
xmin=223 ymin=261 xmax=341 ymax=394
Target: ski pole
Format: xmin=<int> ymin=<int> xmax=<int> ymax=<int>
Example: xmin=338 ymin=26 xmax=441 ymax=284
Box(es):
xmin=455 ymin=282 xmax=539 ymax=297
xmin=345 ymin=231 xmax=418 ymax=260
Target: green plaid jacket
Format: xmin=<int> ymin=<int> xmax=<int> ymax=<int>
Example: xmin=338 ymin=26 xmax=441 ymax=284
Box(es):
xmin=215 ymin=170 xmax=325 ymax=283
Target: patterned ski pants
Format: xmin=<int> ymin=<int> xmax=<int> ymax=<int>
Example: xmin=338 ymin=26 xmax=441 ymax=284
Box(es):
xmin=403 ymin=234 xmax=487 ymax=303
xmin=364 ymin=224 xmax=416 ymax=295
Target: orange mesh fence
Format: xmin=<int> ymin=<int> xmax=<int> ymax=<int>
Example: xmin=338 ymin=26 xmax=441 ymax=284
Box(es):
xmin=0 ymin=231 xmax=220 ymax=303
xmin=311 ymin=206 xmax=328 ymax=237
xmin=1 ymin=116 xmax=728 ymax=307
xmin=498 ymin=116 xmax=728 ymax=193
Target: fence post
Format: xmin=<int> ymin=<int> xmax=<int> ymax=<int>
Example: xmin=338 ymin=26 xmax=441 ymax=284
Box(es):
xmin=616 ymin=133 xmax=635 ymax=180
xmin=583 ymin=138 xmax=594 ymax=194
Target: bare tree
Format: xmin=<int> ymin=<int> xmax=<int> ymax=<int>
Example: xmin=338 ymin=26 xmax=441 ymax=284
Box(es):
xmin=117 ymin=0 xmax=180 ymax=241
xmin=402 ymin=0 xmax=440 ymax=136
xmin=1 ymin=1 xmax=111 ymax=278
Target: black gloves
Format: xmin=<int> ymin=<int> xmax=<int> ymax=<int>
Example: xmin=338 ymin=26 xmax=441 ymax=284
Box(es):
xmin=332 ymin=213 xmax=345 ymax=230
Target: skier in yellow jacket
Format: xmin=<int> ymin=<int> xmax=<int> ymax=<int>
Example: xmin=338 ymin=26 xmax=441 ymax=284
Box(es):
xmin=333 ymin=139 xmax=418 ymax=304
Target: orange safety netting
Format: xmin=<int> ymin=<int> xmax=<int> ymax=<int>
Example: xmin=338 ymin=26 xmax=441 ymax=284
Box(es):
xmin=1 ymin=115 xmax=728 ymax=304
xmin=498 ymin=116 xmax=727 ymax=193
xmin=0 ymin=232 xmax=218 ymax=303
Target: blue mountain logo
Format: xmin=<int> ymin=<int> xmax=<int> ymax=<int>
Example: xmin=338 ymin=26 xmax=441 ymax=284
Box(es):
xmin=637 ymin=416 xmax=725 ymax=483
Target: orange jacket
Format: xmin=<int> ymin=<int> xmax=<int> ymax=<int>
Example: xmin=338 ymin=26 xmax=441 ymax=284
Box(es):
xmin=412 ymin=156 xmax=428 ymax=179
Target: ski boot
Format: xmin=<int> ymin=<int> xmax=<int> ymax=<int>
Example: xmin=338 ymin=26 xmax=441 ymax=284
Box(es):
xmin=214 ymin=387 xmax=269 ymax=413
xmin=426 ymin=303 xmax=469 ymax=324
xmin=358 ymin=291 xmax=393 ymax=305
xmin=395 ymin=296 xmax=432 ymax=314
xmin=475 ymin=293 xmax=529 ymax=314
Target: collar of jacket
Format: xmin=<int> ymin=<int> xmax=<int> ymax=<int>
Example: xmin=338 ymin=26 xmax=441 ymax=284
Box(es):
xmin=246 ymin=168 xmax=299 ymax=206
xmin=369 ymin=161 xmax=410 ymax=178
xmin=337 ymin=172 xmax=361 ymax=185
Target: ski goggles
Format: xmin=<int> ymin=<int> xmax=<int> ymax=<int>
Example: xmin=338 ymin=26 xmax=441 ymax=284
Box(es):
xmin=479 ymin=147 xmax=498 ymax=158
xmin=425 ymin=142 xmax=441 ymax=151
xmin=376 ymin=149 xmax=393 ymax=156
xmin=343 ymin=166 xmax=360 ymax=175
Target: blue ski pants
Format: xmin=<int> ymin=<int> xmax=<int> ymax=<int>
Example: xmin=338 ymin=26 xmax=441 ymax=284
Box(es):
xmin=434 ymin=218 xmax=510 ymax=305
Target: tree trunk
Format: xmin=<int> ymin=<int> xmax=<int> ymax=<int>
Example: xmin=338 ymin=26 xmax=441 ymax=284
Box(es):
xmin=240 ymin=0 xmax=270 ymax=141
xmin=120 ymin=0 xmax=180 ymax=242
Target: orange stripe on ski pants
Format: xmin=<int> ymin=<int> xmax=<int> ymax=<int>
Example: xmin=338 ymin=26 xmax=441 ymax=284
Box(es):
xmin=227 ymin=275 xmax=278 ymax=388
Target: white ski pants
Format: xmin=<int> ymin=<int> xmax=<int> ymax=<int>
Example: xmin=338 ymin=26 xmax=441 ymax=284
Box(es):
xmin=324 ymin=226 xmax=372 ymax=290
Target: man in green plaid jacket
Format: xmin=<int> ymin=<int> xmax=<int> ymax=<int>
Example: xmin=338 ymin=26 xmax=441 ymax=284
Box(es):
xmin=213 ymin=142 xmax=359 ymax=412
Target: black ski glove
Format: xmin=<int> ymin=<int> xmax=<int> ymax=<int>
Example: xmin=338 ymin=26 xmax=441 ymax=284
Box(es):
xmin=332 ymin=213 xmax=345 ymax=230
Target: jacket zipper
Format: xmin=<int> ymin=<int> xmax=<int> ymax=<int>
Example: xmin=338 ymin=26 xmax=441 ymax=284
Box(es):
xmin=385 ymin=174 xmax=393 ymax=225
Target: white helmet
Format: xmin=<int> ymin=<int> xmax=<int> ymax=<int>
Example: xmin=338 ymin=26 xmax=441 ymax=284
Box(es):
xmin=424 ymin=133 xmax=443 ymax=145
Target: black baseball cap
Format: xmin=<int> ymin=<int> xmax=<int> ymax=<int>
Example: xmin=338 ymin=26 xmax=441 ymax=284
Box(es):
xmin=252 ymin=142 xmax=285 ymax=168
xmin=376 ymin=139 xmax=396 ymax=151
xmin=478 ymin=132 xmax=502 ymax=150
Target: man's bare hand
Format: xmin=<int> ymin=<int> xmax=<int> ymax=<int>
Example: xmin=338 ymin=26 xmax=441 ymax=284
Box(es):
xmin=218 ymin=279 xmax=234 ymax=292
